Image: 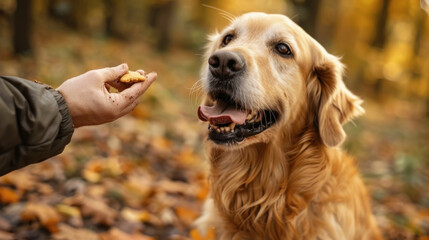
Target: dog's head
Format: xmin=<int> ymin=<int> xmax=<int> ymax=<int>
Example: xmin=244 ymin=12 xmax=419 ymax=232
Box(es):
xmin=198 ymin=12 xmax=363 ymax=148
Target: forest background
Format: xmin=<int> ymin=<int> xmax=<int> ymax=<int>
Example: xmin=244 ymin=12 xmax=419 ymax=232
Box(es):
xmin=0 ymin=0 xmax=428 ymax=239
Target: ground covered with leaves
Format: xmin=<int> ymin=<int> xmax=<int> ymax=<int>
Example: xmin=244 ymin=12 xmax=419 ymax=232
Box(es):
xmin=1 ymin=17 xmax=429 ymax=240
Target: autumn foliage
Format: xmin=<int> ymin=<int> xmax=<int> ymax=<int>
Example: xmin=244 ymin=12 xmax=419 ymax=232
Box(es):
xmin=0 ymin=0 xmax=428 ymax=239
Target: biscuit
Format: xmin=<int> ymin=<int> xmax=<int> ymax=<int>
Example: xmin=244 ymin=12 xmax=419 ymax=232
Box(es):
xmin=119 ymin=71 xmax=146 ymax=83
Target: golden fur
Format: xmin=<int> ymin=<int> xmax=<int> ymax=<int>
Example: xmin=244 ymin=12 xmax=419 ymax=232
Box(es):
xmin=196 ymin=12 xmax=383 ymax=240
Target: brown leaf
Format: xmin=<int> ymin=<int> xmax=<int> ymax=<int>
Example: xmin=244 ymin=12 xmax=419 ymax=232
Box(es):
xmin=0 ymin=230 xmax=14 ymax=240
xmin=21 ymin=202 xmax=61 ymax=233
xmin=99 ymin=228 xmax=154 ymax=240
xmin=64 ymin=194 xmax=117 ymax=226
xmin=52 ymin=223 xmax=98 ymax=240
xmin=0 ymin=171 xmax=36 ymax=191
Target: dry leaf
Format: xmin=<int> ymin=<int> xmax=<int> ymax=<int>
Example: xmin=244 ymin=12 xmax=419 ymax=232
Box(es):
xmin=120 ymin=208 xmax=150 ymax=223
xmin=56 ymin=204 xmax=83 ymax=227
xmin=0 ymin=187 xmax=20 ymax=204
xmin=52 ymin=223 xmax=98 ymax=240
xmin=99 ymin=228 xmax=154 ymax=240
xmin=64 ymin=194 xmax=117 ymax=226
xmin=0 ymin=171 xmax=36 ymax=191
xmin=21 ymin=202 xmax=61 ymax=233
xmin=189 ymin=228 xmax=216 ymax=240
xmin=175 ymin=206 xmax=200 ymax=226
xmin=0 ymin=230 xmax=14 ymax=240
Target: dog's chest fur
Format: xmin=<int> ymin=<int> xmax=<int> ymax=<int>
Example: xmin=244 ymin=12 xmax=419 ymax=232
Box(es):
xmin=208 ymin=130 xmax=333 ymax=239
xmin=203 ymin=131 xmax=381 ymax=240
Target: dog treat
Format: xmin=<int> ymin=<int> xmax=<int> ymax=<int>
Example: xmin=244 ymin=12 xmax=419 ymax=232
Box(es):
xmin=119 ymin=71 xmax=146 ymax=83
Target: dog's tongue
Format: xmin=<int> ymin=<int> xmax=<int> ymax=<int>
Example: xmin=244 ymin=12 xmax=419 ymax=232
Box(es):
xmin=198 ymin=105 xmax=247 ymax=125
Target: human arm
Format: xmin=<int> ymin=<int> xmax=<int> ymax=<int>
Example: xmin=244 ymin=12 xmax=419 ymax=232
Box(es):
xmin=0 ymin=64 xmax=156 ymax=175
xmin=0 ymin=76 xmax=74 ymax=176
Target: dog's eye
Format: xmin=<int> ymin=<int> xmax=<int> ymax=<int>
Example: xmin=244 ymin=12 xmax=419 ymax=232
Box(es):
xmin=222 ymin=34 xmax=234 ymax=46
xmin=275 ymin=43 xmax=293 ymax=57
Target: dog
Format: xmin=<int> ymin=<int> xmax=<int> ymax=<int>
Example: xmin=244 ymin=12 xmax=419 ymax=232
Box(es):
xmin=195 ymin=12 xmax=383 ymax=239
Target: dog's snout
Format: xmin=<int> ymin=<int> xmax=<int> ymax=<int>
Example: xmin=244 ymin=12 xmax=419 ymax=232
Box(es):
xmin=209 ymin=51 xmax=245 ymax=80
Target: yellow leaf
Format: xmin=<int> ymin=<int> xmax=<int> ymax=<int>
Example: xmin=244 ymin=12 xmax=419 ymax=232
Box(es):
xmin=64 ymin=194 xmax=117 ymax=226
xmin=56 ymin=204 xmax=81 ymax=218
xmin=120 ymin=207 xmax=150 ymax=222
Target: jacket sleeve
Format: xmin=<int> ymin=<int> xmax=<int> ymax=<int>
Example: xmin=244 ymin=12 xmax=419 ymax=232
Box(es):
xmin=0 ymin=76 xmax=74 ymax=176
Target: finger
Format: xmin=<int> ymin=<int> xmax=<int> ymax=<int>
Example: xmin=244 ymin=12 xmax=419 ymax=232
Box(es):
xmin=101 ymin=63 xmax=129 ymax=83
xmin=115 ymin=72 xmax=157 ymax=110
xmin=107 ymin=81 xmax=132 ymax=92
xmin=105 ymin=83 xmax=111 ymax=92
xmin=136 ymin=69 xmax=145 ymax=76
xmin=117 ymin=98 xmax=141 ymax=118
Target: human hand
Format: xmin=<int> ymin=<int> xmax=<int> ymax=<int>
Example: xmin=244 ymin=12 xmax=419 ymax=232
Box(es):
xmin=57 ymin=63 xmax=156 ymax=128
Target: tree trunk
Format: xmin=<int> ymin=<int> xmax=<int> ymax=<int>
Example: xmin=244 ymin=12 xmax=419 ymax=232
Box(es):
xmin=371 ymin=0 xmax=391 ymax=97
xmin=104 ymin=0 xmax=125 ymax=39
xmin=147 ymin=0 xmax=177 ymax=52
xmin=13 ymin=0 xmax=33 ymax=55
xmin=289 ymin=0 xmax=321 ymax=39
xmin=372 ymin=0 xmax=391 ymax=48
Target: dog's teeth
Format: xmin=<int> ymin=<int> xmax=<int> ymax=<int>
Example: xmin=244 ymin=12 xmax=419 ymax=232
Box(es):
xmin=255 ymin=112 xmax=263 ymax=122
xmin=246 ymin=114 xmax=252 ymax=120
xmin=216 ymin=128 xmax=221 ymax=133
xmin=225 ymin=126 xmax=230 ymax=132
xmin=230 ymin=123 xmax=236 ymax=130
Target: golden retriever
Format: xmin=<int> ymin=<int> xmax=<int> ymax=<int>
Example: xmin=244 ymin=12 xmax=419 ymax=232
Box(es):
xmin=195 ymin=12 xmax=383 ymax=240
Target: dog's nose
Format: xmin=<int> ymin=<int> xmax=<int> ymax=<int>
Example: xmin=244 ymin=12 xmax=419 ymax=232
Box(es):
xmin=208 ymin=51 xmax=245 ymax=80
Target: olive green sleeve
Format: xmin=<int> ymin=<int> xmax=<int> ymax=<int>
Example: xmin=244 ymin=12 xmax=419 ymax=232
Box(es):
xmin=0 ymin=76 xmax=74 ymax=176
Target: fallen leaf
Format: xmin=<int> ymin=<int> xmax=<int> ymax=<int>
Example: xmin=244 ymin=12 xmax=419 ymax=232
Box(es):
xmin=99 ymin=228 xmax=154 ymax=240
xmin=56 ymin=204 xmax=83 ymax=227
xmin=21 ymin=202 xmax=61 ymax=233
xmin=0 ymin=171 xmax=36 ymax=191
xmin=64 ymin=194 xmax=117 ymax=226
xmin=120 ymin=207 xmax=150 ymax=223
xmin=175 ymin=206 xmax=200 ymax=226
xmin=52 ymin=223 xmax=98 ymax=240
xmin=0 ymin=230 xmax=14 ymax=240
xmin=0 ymin=187 xmax=20 ymax=204
xmin=189 ymin=228 xmax=216 ymax=240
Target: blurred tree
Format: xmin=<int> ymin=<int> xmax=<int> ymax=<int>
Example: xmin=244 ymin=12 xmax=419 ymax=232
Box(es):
xmin=372 ymin=0 xmax=391 ymax=48
xmin=13 ymin=0 xmax=33 ymax=55
xmin=372 ymin=0 xmax=391 ymax=96
xmin=288 ymin=0 xmax=321 ymax=39
xmin=103 ymin=0 xmax=127 ymax=39
xmin=104 ymin=0 xmax=119 ymax=38
xmin=147 ymin=0 xmax=178 ymax=52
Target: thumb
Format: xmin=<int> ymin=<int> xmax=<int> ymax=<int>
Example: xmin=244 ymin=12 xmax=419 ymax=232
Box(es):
xmin=102 ymin=63 xmax=129 ymax=83
xmin=115 ymin=72 xmax=157 ymax=112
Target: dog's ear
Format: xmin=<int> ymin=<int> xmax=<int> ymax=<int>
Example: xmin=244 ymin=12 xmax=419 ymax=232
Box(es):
xmin=308 ymin=53 xmax=364 ymax=147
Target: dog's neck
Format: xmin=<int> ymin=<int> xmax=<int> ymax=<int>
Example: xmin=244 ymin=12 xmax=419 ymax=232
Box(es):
xmin=208 ymin=122 xmax=331 ymax=238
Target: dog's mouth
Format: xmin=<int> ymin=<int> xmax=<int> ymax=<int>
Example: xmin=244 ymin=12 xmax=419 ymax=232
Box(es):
xmin=197 ymin=93 xmax=279 ymax=145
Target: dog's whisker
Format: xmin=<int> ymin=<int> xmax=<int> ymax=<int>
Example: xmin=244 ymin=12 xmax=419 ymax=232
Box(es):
xmin=202 ymin=4 xmax=236 ymax=23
